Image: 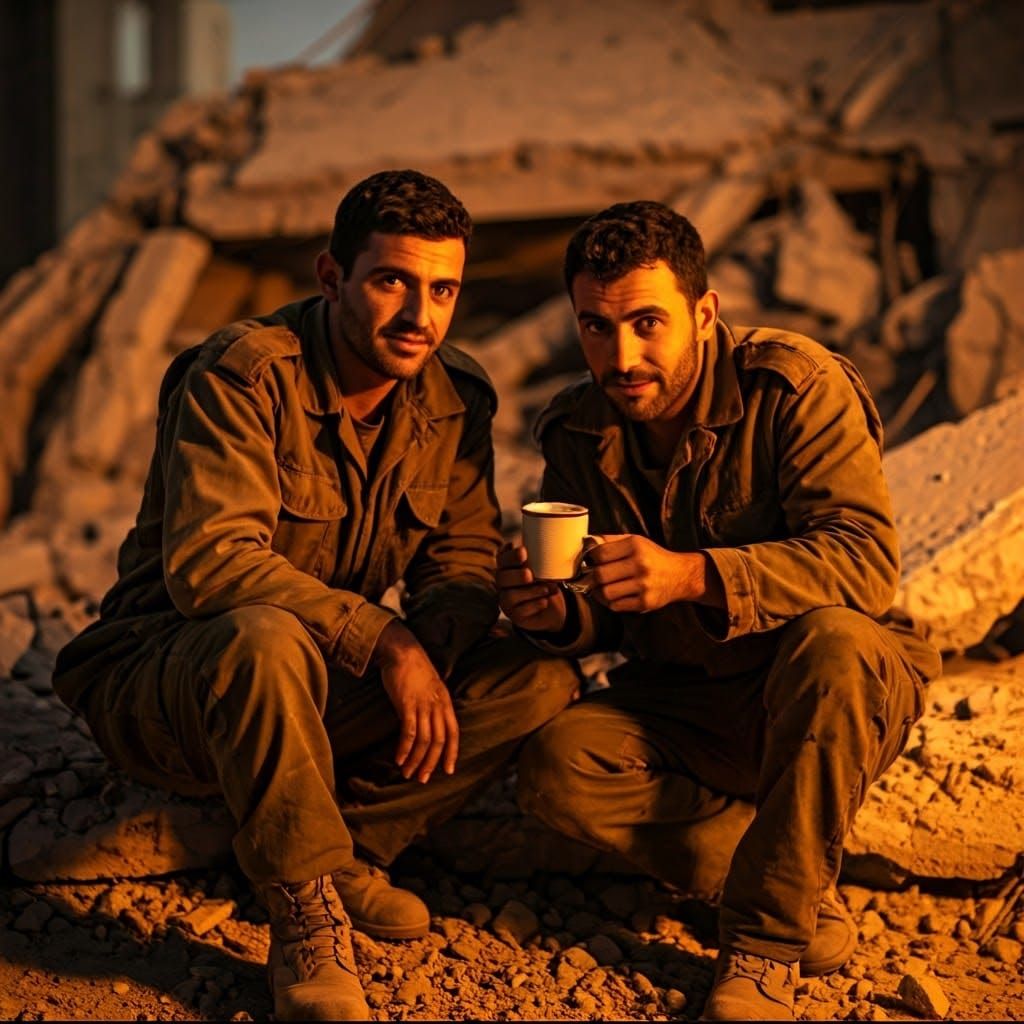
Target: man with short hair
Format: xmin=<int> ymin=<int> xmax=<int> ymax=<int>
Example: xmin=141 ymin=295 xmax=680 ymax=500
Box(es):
xmin=54 ymin=169 xmax=579 ymax=1020
xmin=498 ymin=201 xmax=940 ymax=1020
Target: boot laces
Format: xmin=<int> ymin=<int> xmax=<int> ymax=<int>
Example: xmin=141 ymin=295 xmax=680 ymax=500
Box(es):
xmin=722 ymin=952 xmax=794 ymax=992
xmin=282 ymin=877 xmax=351 ymax=969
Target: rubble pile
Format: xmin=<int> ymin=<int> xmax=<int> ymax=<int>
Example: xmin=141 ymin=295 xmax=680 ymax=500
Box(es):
xmin=0 ymin=0 xmax=1022 ymax=1018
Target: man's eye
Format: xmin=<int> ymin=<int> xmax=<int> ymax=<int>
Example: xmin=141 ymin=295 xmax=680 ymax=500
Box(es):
xmin=583 ymin=321 xmax=609 ymax=335
xmin=432 ymin=284 xmax=453 ymax=299
xmin=637 ymin=317 xmax=661 ymax=333
xmin=380 ymin=275 xmax=403 ymax=289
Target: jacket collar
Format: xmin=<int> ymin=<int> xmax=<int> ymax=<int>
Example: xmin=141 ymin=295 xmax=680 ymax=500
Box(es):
xmin=296 ymin=298 xmax=465 ymax=421
xmin=564 ymin=319 xmax=746 ymax=443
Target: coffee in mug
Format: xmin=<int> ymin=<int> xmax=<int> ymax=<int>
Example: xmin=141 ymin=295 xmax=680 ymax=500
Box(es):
xmin=521 ymin=501 xmax=590 ymax=581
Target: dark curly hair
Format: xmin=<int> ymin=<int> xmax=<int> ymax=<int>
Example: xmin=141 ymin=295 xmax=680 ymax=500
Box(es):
xmin=329 ymin=169 xmax=473 ymax=278
xmin=563 ymin=200 xmax=707 ymax=307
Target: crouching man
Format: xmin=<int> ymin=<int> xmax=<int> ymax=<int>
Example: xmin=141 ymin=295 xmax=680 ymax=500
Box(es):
xmin=498 ymin=201 xmax=940 ymax=1020
xmin=54 ymin=169 xmax=579 ymax=1020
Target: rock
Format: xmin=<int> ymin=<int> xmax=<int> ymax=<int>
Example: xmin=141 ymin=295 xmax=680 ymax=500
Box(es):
xmin=586 ymin=933 xmax=623 ymax=966
xmin=14 ymin=899 xmax=54 ymax=933
xmin=897 ymin=973 xmax=950 ymax=1019
xmin=111 ymin=980 xmax=130 ymax=996
xmin=9 ymin=794 xmax=235 ymax=881
xmin=396 ymin=973 xmax=432 ymax=1005
xmin=493 ymin=899 xmax=539 ymax=947
xmin=775 ymin=180 xmax=880 ymax=330
xmin=462 ymin=902 xmax=491 ymax=927
xmin=885 ymin=388 xmax=1024 ymax=653
xmin=0 ymin=536 xmax=52 ymax=598
xmin=880 ymin=275 xmax=960 ymax=355
xmin=180 ymin=899 xmax=235 ymax=936
xmin=983 ymin=936 xmax=1022 ymax=964
xmin=561 ymin=946 xmax=598 ymax=973
xmin=946 ymin=249 xmax=1024 ymax=415
xmin=597 ymin=882 xmax=639 ymax=920
xmin=858 ymin=910 xmax=887 ymax=941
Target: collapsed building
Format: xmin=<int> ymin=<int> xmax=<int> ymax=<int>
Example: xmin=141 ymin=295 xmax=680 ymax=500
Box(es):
xmin=0 ymin=0 xmax=1022 ymax=913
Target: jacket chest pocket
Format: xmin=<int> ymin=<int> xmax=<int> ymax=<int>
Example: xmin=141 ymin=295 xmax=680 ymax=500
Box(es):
xmin=702 ymin=490 xmax=782 ymax=546
xmin=272 ymin=461 xmax=348 ymax=580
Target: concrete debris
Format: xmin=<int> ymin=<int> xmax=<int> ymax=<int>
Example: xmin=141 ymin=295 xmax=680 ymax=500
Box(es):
xmin=946 ymin=248 xmax=1024 ymax=416
xmin=885 ymin=387 xmax=1024 ymax=653
xmin=897 ymin=972 xmax=950 ymax=1019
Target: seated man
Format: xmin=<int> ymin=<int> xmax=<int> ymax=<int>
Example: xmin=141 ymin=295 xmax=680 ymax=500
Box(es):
xmin=497 ymin=201 xmax=940 ymax=1021
xmin=53 ymin=169 xmax=579 ymax=1021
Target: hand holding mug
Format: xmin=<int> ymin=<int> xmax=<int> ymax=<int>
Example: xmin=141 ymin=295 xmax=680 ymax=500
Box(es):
xmin=496 ymin=543 xmax=568 ymax=633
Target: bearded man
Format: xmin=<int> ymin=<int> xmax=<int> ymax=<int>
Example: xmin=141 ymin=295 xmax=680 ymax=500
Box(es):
xmin=498 ymin=201 xmax=939 ymax=1021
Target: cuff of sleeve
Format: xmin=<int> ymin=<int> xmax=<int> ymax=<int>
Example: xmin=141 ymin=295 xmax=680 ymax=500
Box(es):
xmin=332 ymin=601 xmax=397 ymax=677
xmin=700 ymin=548 xmax=756 ymax=642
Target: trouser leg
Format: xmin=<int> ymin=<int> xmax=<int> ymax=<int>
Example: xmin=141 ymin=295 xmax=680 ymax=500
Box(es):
xmin=719 ymin=607 xmax=927 ymax=961
xmin=517 ymin=668 xmax=764 ymax=900
xmin=327 ymin=634 xmax=581 ymax=866
xmin=81 ymin=605 xmax=353 ymax=885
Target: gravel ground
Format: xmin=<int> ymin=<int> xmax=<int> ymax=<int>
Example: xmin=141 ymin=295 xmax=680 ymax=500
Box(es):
xmin=2 ymin=836 xmax=1023 ymax=1021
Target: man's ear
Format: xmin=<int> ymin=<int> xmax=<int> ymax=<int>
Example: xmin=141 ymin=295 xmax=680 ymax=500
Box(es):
xmin=315 ymin=251 xmax=342 ymax=301
xmin=695 ymin=289 xmax=720 ymax=339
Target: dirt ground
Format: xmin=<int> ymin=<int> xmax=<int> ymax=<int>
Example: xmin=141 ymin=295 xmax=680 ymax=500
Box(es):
xmin=2 ymin=771 xmax=1024 ymax=1022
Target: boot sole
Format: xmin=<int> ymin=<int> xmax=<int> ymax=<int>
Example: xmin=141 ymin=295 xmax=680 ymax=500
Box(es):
xmin=348 ymin=913 xmax=430 ymax=940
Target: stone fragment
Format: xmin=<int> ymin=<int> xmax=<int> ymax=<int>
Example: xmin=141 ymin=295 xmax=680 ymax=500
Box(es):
xmin=880 ymin=275 xmax=960 ymax=355
xmin=884 ymin=388 xmax=1024 ymax=653
xmin=561 ymin=946 xmax=598 ymax=973
xmin=493 ymin=899 xmax=539 ymax=947
xmin=983 ymin=936 xmax=1022 ymax=964
xmin=14 ymin=899 xmax=54 ymax=933
xmin=946 ymin=249 xmax=1024 ymax=415
xmin=0 ymin=536 xmax=52 ymax=598
xmin=111 ymin=980 xmax=130 ymax=996
xmin=586 ymin=933 xmax=623 ymax=966
xmin=396 ymin=974 xmax=432 ymax=1005
xmin=897 ymin=973 xmax=950 ymax=1019
xmin=775 ymin=180 xmax=880 ymax=330
xmin=181 ymin=899 xmax=235 ymax=936
xmin=0 ymin=596 xmax=36 ymax=675
xmin=597 ymin=882 xmax=639 ymax=920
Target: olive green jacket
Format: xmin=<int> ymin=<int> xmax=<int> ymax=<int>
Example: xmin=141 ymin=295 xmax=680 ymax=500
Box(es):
xmin=54 ymin=298 xmax=502 ymax=708
xmin=531 ymin=321 xmax=934 ymax=678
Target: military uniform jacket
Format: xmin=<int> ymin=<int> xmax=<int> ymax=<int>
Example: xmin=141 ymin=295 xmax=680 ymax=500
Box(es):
xmin=54 ymin=297 xmax=502 ymax=708
xmin=532 ymin=320 xmax=933 ymax=678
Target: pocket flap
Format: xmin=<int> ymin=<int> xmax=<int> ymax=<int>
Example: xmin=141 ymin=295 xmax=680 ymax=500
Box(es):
xmin=278 ymin=462 xmax=347 ymax=520
xmin=402 ymin=484 xmax=447 ymax=527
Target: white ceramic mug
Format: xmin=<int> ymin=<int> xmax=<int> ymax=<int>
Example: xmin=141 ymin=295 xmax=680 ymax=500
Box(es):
xmin=521 ymin=501 xmax=590 ymax=581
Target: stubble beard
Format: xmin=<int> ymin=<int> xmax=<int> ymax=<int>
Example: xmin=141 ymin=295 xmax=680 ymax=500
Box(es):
xmin=337 ymin=293 xmax=437 ymax=382
xmin=602 ymin=355 xmax=697 ymax=422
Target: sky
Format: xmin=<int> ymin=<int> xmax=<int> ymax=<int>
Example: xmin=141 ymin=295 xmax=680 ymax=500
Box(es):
xmin=222 ymin=0 xmax=368 ymax=82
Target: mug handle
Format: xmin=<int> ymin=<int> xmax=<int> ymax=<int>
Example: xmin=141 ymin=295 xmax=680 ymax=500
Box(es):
xmin=562 ymin=535 xmax=603 ymax=594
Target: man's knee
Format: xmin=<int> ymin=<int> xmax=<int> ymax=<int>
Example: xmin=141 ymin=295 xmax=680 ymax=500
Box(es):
xmin=453 ymin=636 xmax=579 ymax=737
xmin=766 ymin=607 xmax=901 ymax=728
xmin=516 ymin=708 xmax=607 ymax=827
xmin=189 ymin=605 xmax=326 ymax=705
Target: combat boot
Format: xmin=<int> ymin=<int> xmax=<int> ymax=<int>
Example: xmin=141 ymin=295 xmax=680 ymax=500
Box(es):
xmin=260 ymin=874 xmax=369 ymax=1021
xmin=332 ymin=859 xmax=430 ymax=940
xmin=700 ymin=948 xmax=797 ymax=1021
xmin=801 ymin=886 xmax=857 ymax=976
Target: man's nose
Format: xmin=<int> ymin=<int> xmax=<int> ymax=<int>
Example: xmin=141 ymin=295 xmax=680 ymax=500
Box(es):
xmin=402 ymin=286 xmax=431 ymax=329
xmin=609 ymin=328 xmax=641 ymax=372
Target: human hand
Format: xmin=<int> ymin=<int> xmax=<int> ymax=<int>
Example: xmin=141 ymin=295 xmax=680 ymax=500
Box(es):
xmin=496 ymin=542 xmax=568 ymax=634
xmin=584 ymin=533 xmax=711 ymax=613
xmin=373 ymin=620 xmax=459 ymax=783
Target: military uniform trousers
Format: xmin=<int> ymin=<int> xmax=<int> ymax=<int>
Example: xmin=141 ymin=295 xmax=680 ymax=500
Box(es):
xmin=79 ymin=604 xmax=580 ymax=885
xmin=517 ymin=606 xmax=940 ymax=963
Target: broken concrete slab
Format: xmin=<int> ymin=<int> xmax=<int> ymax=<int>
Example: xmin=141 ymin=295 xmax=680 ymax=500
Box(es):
xmin=845 ymin=655 xmax=1024 ymax=883
xmin=775 ymin=180 xmax=880 ymax=330
xmin=946 ymin=248 xmax=1024 ymax=416
xmin=885 ymin=387 xmax=1024 ymax=653
xmin=60 ymin=229 xmax=210 ymax=473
